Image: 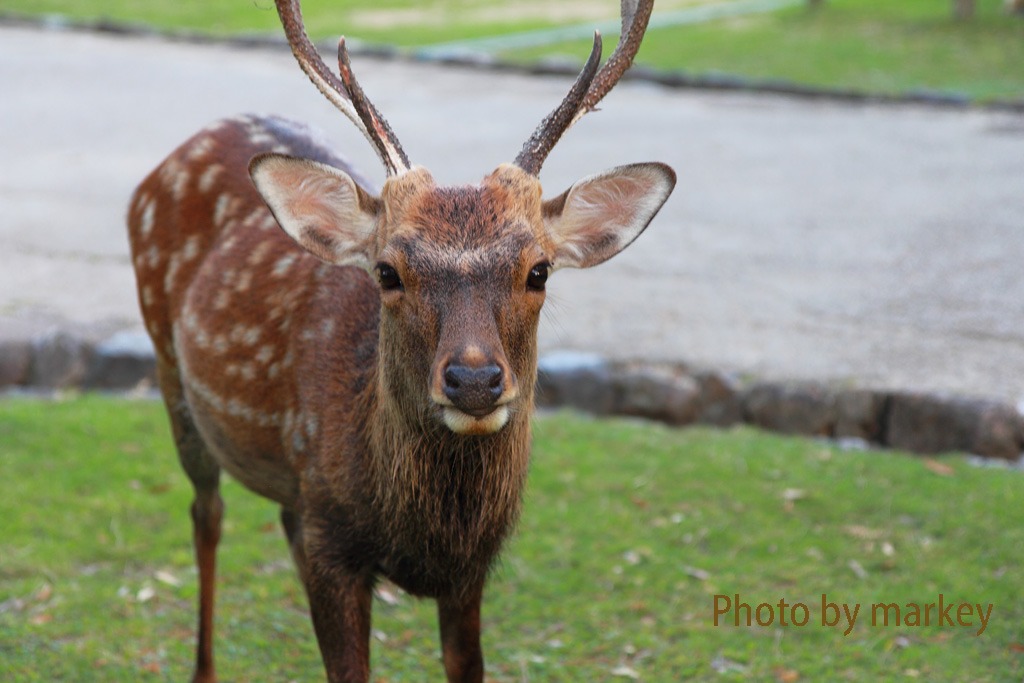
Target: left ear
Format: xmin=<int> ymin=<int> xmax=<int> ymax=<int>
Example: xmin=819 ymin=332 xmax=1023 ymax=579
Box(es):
xmin=542 ymin=163 xmax=675 ymax=269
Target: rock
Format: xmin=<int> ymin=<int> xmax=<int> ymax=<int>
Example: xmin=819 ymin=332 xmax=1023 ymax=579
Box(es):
xmin=693 ymin=369 xmax=744 ymax=426
xmin=29 ymin=331 xmax=94 ymax=388
xmin=886 ymin=393 xmax=1023 ymax=460
xmin=536 ymin=351 xmax=615 ymax=415
xmin=84 ymin=330 xmax=157 ymax=389
xmin=0 ymin=339 xmax=32 ymax=387
xmin=613 ymin=367 xmax=701 ymax=425
xmin=743 ymin=382 xmax=837 ymax=437
xmin=835 ymin=389 xmax=888 ymax=442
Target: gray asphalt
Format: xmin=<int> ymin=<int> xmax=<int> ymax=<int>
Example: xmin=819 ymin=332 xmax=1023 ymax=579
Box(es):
xmin=2 ymin=25 xmax=1023 ymax=404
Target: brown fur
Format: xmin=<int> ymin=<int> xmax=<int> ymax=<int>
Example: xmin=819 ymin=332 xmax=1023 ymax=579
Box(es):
xmin=129 ymin=115 xmax=545 ymax=682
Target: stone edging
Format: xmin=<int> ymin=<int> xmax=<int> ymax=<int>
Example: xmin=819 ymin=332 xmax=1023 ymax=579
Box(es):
xmin=2 ymin=331 xmax=1022 ymax=462
xmin=3 ymin=13 xmax=1023 ymax=114
xmin=535 ymin=352 xmax=1024 ymax=462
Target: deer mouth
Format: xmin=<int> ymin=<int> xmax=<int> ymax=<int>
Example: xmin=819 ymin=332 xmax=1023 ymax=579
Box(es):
xmin=440 ymin=404 xmax=510 ymax=435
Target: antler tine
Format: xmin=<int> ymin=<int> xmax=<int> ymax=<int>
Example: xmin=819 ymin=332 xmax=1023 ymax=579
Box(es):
xmin=514 ymin=0 xmax=655 ymax=175
xmin=274 ymin=0 xmax=410 ymax=175
xmin=514 ymin=33 xmax=603 ymax=176
xmin=570 ymin=0 xmax=654 ymax=128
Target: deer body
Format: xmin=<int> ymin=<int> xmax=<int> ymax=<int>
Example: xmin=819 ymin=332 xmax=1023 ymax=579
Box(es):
xmin=130 ymin=2 xmax=673 ymax=681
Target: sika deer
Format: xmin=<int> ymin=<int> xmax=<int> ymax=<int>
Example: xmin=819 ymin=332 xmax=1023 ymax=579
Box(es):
xmin=127 ymin=1 xmax=674 ymax=681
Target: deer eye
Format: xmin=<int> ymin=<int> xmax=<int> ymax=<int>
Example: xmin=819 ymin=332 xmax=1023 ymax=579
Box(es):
xmin=376 ymin=263 xmax=403 ymax=291
xmin=526 ymin=262 xmax=550 ymax=292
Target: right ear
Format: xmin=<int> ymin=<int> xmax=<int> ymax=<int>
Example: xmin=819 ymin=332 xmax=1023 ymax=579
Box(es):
xmin=249 ymin=153 xmax=381 ymax=268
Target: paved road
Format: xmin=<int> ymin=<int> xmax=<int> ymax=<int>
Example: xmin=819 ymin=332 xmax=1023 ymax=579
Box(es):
xmin=2 ymin=25 xmax=1023 ymax=403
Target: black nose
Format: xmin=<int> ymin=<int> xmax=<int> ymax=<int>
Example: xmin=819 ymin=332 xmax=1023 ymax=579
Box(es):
xmin=442 ymin=363 xmax=504 ymax=416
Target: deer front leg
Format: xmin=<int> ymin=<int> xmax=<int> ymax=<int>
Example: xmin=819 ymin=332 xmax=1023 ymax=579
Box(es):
xmin=438 ymin=590 xmax=484 ymax=683
xmin=157 ymin=362 xmax=224 ymax=683
xmin=302 ymin=554 xmax=374 ymax=683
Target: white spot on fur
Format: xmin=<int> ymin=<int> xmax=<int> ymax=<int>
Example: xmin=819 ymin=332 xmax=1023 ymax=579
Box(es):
xmin=234 ymin=269 xmax=253 ymax=293
xmin=243 ymin=327 xmax=261 ymax=346
xmin=213 ymin=290 xmax=230 ymax=311
xmin=178 ymin=373 xmax=283 ymax=426
xmin=247 ymin=241 xmax=274 ymax=267
xmin=239 ymin=363 xmax=256 ymax=381
xmin=219 ymin=234 xmax=238 ymax=254
xmin=272 ymin=254 xmax=297 ymax=277
xmin=164 ymin=253 xmax=181 ymax=293
xmin=214 ymin=194 xmax=233 ymax=226
xmin=304 ymin=414 xmax=319 ymax=438
xmin=139 ymin=197 xmax=156 ymax=238
xmin=172 ymin=170 xmax=189 ymax=200
xmin=188 ymin=136 xmax=216 ymax=161
xmin=212 ymin=334 xmax=228 ymax=354
xmin=182 ymin=235 xmax=200 ymax=262
xmin=255 ymin=345 xmax=275 ymax=364
xmin=320 ymin=319 xmax=336 ymax=338
xmin=145 ymin=245 xmax=161 ymax=269
xmin=141 ymin=286 xmax=154 ymax=307
xmin=198 ymin=164 xmax=224 ymax=194
xmin=249 ymin=132 xmax=275 ymax=147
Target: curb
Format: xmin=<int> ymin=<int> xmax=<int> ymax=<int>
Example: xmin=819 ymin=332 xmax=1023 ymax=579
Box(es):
xmin=2 ymin=330 xmax=1022 ymax=462
xmin=3 ymin=13 xmax=1023 ymax=114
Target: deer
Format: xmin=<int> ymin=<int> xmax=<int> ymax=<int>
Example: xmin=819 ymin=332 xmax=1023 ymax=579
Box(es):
xmin=126 ymin=1 xmax=673 ymax=681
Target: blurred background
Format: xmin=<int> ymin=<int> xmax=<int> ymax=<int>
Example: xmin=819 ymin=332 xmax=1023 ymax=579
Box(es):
xmin=4 ymin=0 xmax=1023 ymax=100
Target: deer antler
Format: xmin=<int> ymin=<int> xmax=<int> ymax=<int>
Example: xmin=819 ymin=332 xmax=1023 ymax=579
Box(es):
xmin=514 ymin=0 xmax=655 ymax=176
xmin=274 ymin=0 xmax=410 ymax=176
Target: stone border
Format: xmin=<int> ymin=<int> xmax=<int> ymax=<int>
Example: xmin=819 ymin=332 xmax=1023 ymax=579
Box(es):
xmin=535 ymin=352 xmax=1024 ymax=462
xmin=3 ymin=12 xmax=1023 ymax=114
xmin=2 ymin=330 xmax=1022 ymax=462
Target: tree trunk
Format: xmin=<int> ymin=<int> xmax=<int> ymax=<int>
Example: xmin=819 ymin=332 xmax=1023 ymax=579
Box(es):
xmin=953 ymin=0 xmax=975 ymax=19
xmin=1007 ymin=0 xmax=1024 ymax=16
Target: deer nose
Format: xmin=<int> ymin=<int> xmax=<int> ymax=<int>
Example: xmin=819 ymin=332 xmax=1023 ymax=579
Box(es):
xmin=442 ymin=363 xmax=504 ymax=416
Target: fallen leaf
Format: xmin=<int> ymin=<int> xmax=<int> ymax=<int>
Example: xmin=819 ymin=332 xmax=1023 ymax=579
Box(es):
xmin=155 ymin=570 xmax=181 ymax=587
xmin=782 ymin=488 xmax=806 ymax=501
xmin=711 ymin=655 xmax=747 ymax=674
xmin=848 ymin=559 xmax=868 ymax=579
xmin=136 ymin=586 xmax=156 ymax=603
xmin=375 ymin=585 xmax=401 ymax=606
xmin=774 ymin=667 xmax=800 ymax=682
xmin=923 ymin=458 xmax=954 ymax=477
xmin=29 ymin=613 xmax=53 ymax=626
xmin=844 ymin=525 xmax=884 ymax=540
xmin=34 ymin=584 xmax=53 ymax=602
xmin=611 ymin=665 xmax=640 ymax=679
xmin=1008 ymin=642 xmax=1024 ymax=653
xmin=682 ymin=565 xmax=710 ymax=581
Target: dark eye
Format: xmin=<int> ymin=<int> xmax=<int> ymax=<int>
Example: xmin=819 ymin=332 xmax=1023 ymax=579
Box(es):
xmin=376 ymin=263 xmax=403 ymax=291
xmin=526 ymin=262 xmax=550 ymax=292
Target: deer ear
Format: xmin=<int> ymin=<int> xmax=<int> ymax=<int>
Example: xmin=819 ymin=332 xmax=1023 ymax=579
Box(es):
xmin=542 ymin=163 xmax=675 ymax=270
xmin=249 ymin=153 xmax=381 ymax=268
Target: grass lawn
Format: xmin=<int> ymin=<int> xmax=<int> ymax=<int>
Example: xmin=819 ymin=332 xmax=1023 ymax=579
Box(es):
xmin=1 ymin=395 xmax=1022 ymax=681
xmin=3 ymin=0 xmax=1023 ymax=100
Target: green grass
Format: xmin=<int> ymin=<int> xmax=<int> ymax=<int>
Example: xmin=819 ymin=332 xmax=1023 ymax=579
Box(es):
xmin=525 ymin=0 xmax=1024 ymax=101
xmin=3 ymin=0 xmax=1023 ymax=100
xmin=1 ymin=396 xmax=1023 ymax=681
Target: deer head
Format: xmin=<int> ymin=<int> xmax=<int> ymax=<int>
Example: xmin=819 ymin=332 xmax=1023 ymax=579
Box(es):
xmin=250 ymin=0 xmax=675 ymax=436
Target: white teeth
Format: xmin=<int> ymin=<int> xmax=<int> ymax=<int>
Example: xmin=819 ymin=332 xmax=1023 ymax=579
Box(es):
xmin=442 ymin=405 xmax=510 ymax=435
